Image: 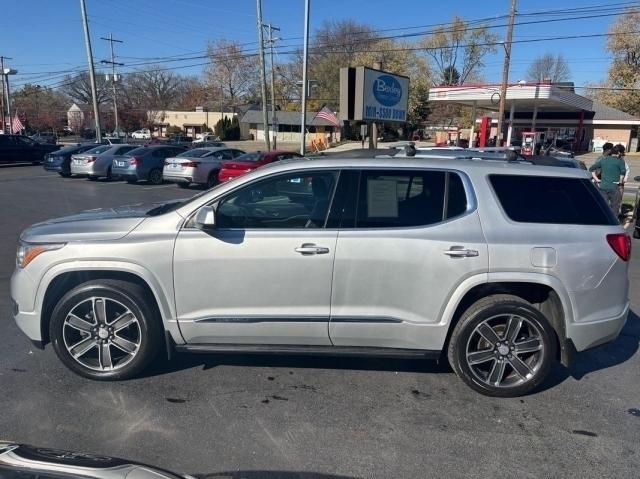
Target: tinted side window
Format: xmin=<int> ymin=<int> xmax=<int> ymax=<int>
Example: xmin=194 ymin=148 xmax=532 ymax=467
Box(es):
xmin=489 ymin=175 xmax=618 ymax=225
xmin=356 ymin=170 xmax=446 ymax=228
xmin=446 ymin=172 xmax=468 ymax=219
xmin=216 ymin=171 xmax=337 ymax=229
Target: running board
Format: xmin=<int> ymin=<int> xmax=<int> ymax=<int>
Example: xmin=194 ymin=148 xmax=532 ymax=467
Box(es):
xmin=175 ymin=343 xmax=441 ymax=359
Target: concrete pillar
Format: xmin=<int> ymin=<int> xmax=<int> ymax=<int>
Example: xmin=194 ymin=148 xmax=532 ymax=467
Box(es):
xmin=531 ymin=105 xmax=538 ymax=131
xmin=469 ymin=101 xmax=477 ymax=148
xmin=506 ymin=102 xmax=515 ymax=146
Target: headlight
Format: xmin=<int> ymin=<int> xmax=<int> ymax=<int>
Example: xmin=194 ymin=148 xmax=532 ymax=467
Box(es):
xmin=16 ymin=243 xmax=65 ymax=269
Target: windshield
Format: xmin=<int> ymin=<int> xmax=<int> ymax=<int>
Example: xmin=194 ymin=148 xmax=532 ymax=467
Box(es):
xmin=177 ymin=149 xmax=212 ymax=158
xmin=233 ymin=152 xmax=264 ymax=162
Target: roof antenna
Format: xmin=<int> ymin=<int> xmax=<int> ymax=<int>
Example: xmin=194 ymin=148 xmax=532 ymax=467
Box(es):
xmin=405 ymin=142 xmax=417 ymax=157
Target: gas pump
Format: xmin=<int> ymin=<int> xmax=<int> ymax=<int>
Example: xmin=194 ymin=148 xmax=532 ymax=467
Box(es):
xmin=521 ymin=131 xmax=544 ymax=156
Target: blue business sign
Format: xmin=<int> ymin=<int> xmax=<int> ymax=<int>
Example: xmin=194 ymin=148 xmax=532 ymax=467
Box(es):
xmin=373 ymin=75 xmax=403 ymax=107
xmin=360 ymin=68 xmax=409 ymax=122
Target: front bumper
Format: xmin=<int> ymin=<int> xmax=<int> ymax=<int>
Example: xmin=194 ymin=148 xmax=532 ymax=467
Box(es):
xmin=10 ymin=268 xmax=42 ymax=343
xmin=567 ymin=301 xmax=629 ymax=352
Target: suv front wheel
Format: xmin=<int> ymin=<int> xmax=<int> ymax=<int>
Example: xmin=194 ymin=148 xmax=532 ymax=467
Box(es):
xmin=49 ymin=279 xmax=162 ymax=380
xmin=448 ymin=294 xmax=557 ymax=397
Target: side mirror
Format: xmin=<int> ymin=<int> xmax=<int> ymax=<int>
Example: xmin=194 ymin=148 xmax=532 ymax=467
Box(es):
xmin=194 ymin=205 xmax=216 ymax=229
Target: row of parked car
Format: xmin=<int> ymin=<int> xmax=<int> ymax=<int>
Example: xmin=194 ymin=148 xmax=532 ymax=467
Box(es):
xmin=42 ymin=142 xmax=302 ymax=188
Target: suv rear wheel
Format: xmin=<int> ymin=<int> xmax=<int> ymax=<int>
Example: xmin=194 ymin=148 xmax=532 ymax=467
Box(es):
xmin=49 ymin=279 xmax=162 ymax=380
xmin=448 ymin=294 xmax=557 ymax=397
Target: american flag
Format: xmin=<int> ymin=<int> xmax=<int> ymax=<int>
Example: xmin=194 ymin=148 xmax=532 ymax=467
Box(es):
xmin=313 ymin=105 xmax=341 ymax=127
xmin=12 ymin=114 xmax=24 ymax=133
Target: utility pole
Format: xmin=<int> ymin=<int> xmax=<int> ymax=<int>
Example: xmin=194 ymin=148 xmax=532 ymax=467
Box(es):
xmin=0 ymin=56 xmax=8 ymax=133
xmin=497 ymin=0 xmax=517 ymax=145
xmin=256 ymin=0 xmax=270 ymax=150
xmin=263 ymin=23 xmax=280 ymax=150
xmin=79 ymin=0 xmax=102 ymax=142
xmin=300 ymin=0 xmax=310 ymax=155
xmin=101 ymin=34 xmax=124 ymax=134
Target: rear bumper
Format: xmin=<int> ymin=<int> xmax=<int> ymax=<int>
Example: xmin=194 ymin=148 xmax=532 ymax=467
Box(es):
xmin=219 ymin=170 xmax=244 ymax=182
xmin=567 ymin=301 xmax=629 ymax=352
xmin=71 ymin=164 xmax=103 ymax=176
xmin=112 ymin=167 xmax=139 ymax=180
xmin=163 ymin=174 xmax=192 ymax=184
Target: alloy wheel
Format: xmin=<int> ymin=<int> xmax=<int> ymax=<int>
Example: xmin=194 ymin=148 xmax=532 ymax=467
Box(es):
xmin=465 ymin=314 xmax=544 ymax=388
xmin=62 ymin=297 xmax=141 ymax=372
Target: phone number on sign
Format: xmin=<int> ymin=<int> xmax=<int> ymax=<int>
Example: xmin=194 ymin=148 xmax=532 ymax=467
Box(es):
xmin=365 ymin=105 xmax=406 ymax=121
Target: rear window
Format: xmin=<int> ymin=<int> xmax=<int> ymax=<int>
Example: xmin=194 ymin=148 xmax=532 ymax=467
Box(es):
xmin=84 ymin=145 xmax=111 ymax=154
xmin=124 ymin=147 xmax=148 ymax=156
xmin=177 ymin=148 xmax=211 ymax=158
xmin=489 ymin=175 xmax=618 ymax=225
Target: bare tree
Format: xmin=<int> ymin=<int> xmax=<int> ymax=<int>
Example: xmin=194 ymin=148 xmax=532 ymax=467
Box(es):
xmin=61 ymin=71 xmax=111 ymax=106
xmin=205 ymin=39 xmax=259 ymax=110
xmin=526 ymin=53 xmax=571 ymax=82
xmin=421 ymin=16 xmax=498 ymax=85
xmin=125 ymin=66 xmax=184 ymax=110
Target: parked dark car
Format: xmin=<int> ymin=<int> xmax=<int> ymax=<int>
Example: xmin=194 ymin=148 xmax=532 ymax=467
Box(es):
xmin=111 ymin=145 xmax=187 ymax=184
xmin=43 ymin=143 xmax=100 ymax=176
xmin=0 ymin=134 xmax=59 ymax=164
xmin=29 ymin=132 xmax=58 ymax=144
xmin=167 ymin=134 xmax=194 ymax=148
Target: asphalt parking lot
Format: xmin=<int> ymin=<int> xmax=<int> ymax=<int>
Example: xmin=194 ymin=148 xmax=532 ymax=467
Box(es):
xmin=0 ymin=163 xmax=639 ymax=479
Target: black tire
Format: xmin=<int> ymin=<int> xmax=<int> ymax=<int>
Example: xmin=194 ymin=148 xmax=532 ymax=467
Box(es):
xmin=105 ymin=167 xmax=112 ymax=182
xmin=88 ymin=175 xmax=98 ymax=181
xmin=633 ymin=227 xmax=640 ymax=239
xmin=58 ymin=172 xmax=71 ymax=178
xmin=206 ymin=171 xmax=219 ymax=189
xmin=447 ymin=294 xmax=557 ymax=397
xmin=126 ymin=178 xmax=137 ymax=184
xmin=178 ymin=182 xmax=190 ymax=189
xmin=49 ymin=279 xmax=162 ymax=380
xmin=148 ymin=168 xmax=163 ymax=185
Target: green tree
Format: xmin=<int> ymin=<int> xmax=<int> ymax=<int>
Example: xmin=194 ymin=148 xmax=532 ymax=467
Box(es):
xmin=166 ymin=125 xmax=183 ymax=136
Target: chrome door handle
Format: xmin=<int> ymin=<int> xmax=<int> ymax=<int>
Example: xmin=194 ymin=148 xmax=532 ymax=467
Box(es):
xmin=444 ymin=248 xmax=479 ymax=257
xmin=295 ymin=243 xmax=330 ymax=255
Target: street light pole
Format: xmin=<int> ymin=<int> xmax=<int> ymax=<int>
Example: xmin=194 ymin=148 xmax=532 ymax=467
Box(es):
xmin=256 ymin=0 xmax=271 ymax=150
xmin=3 ymin=67 xmax=17 ymax=134
xmin=497 ymin=0 xmax=517 ymax=145
xmin=264 ymin=23 xmax=280 ymax=150
xmin=300 ymin=0 xmax=310 ymax=155
xmin=101 ymin=33 xmax=123 ymax=134
xmin=79 ymin=0 xmax=102 ymax=142
xmin=0 ymin=56 xmax=8 ymax=133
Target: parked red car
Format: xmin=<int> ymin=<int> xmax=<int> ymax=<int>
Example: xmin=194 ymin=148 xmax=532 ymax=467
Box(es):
xmin=218 ymin=150 xmax=302 ymax=182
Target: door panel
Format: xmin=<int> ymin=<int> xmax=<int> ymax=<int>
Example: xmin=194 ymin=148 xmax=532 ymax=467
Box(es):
xmin=329 ymin=169 xmax=488 ymax=351
xmin=174 ymin=169 xmax=340 ymax=345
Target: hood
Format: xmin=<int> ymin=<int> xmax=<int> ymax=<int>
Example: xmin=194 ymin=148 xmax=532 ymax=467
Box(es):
xmin=20 ymin=203 xmax=158 ymax=243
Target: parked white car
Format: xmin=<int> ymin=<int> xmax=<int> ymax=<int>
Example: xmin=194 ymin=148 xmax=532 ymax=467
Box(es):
xmin=131 ymin=129 xmax=151 ymax=139
xmin=192 ymin=133 xmax=220 ymax=144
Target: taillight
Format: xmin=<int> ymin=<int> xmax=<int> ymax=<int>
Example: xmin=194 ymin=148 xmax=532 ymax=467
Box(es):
xmin=182 ymin=161 xmax=199 ymax=168
xmin=164 ymin=161 xmax=170 ymax=166
xmin=606 ymin=233 xmax=631 ymax=261
xmin=129 ymin=157 xmax=141 ymax=165
xmin=87 ymin=156 xmax=97 ymax=163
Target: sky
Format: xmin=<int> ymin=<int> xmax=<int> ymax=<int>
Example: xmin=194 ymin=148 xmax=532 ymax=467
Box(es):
xmin=0 ymin=0 xmax=622 ymax=93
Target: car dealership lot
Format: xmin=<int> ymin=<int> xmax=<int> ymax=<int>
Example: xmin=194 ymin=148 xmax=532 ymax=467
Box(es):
xmin=1 ymin=164 xmax=639 ymax=478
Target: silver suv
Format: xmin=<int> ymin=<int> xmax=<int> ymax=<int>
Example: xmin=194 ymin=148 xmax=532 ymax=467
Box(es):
xmin=10 ymin=156 xmax=631 ymax=396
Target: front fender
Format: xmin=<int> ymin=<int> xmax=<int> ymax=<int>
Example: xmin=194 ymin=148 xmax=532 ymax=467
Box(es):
xmin=35 ymin=260 xmax=184 ymax=344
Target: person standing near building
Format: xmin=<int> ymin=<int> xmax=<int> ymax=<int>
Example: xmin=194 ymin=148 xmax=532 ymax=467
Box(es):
xmin=589 ymin=145 xmax=626 ymax=216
